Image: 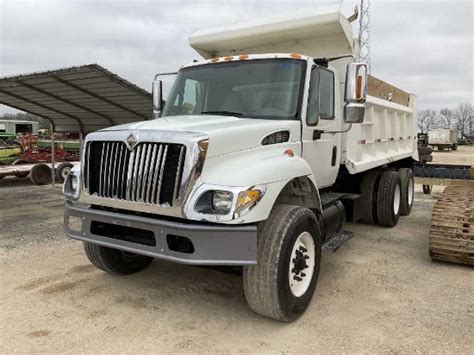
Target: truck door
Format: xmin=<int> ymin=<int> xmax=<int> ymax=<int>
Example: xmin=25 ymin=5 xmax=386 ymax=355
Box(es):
xmin=302 ymin=65 xmax=341 ymax=188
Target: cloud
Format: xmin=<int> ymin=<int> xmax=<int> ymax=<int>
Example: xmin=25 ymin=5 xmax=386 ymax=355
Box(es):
xmin=368 ymin=1 xmax=473 ymax=109
xmin=1 ymin=0 xmax=472 ymax=115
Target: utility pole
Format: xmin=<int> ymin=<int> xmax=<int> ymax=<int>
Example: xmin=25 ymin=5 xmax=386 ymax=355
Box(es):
xmin=358 ymin=0 xmax=371 ymax=73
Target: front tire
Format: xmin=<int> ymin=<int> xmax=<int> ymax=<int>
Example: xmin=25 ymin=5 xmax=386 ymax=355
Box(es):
xmin=243 ymin=205 xmax=322 ymax=322
xmin=84 ymin=242 xmax=154 ymax=275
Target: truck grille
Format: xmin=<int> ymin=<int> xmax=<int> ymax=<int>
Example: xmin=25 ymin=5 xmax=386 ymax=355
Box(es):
xmin=85 ymin=141 xmax=186 ymax=206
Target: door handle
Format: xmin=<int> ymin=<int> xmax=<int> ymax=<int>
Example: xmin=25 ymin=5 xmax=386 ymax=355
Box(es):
xmin=313 ymin=130 xmax=322 ymax=140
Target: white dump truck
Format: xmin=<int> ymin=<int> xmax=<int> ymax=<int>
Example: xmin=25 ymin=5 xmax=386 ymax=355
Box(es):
xmin=428 ymin=128 xmax=458 ymax=151
xmin=64 ymin=7 xmax=418 ymax=321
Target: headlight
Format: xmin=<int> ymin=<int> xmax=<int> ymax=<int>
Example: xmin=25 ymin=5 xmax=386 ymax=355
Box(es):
xmin=190 ymin=184 xmax=266 ymax=221
xmin=212 ymin=190 xmax=233 ymax=212
xmin=63 ymin=169 xmax=80 ymax=200
xmin=70 ymin=175 xmax=78 ymax=192
xmin=195 ymin=190 xmax=233 ymax=215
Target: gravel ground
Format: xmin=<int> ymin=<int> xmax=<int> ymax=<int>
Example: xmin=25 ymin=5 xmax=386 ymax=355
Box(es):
xmin=1 ymin=150 xmax=473 ymax=353
xmin=430 ymin=145 xmax=474 ymax=165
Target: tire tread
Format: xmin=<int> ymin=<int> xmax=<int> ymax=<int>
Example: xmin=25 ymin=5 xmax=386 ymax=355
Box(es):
xmin=399 ymin=168 xmax=414 ymax=216
xmin=377 ymin=170 xmax=401 ymax=227
xmin=360 ymin=170 xmax=380 ymax=224
xmin=243 ymin=205 xmax=318 ymax=321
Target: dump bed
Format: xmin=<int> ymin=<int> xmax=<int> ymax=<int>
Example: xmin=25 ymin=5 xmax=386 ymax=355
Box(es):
xmin=190 ymin=4 xmax=354 ymax=60
xmin=344 ymin=93 xmax=418 ymax=174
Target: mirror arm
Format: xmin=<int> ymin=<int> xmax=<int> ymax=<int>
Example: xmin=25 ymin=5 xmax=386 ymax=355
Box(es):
xmin=152 ymin=80 xmax=163 ymax=119
xmin=154 ymin=72 xmax=178 ymax=80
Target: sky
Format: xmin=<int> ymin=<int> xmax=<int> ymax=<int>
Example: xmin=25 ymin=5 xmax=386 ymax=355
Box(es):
xmin=0 ymin=0 xmax=473 ymax=115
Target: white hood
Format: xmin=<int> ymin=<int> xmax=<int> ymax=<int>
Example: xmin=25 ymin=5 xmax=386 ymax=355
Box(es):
xmin=101 ymin=115 xmax=301 ymax=158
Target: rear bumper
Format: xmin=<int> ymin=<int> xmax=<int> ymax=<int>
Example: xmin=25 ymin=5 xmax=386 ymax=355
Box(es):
xmin=64 ymin=201 xmax=257 ymax=265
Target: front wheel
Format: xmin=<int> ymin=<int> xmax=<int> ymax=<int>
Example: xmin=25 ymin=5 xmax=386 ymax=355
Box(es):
xmin=243 ymin=205 xmax=322 ymax=322
xmin=84 ymin=242 xmax=154 ymax=275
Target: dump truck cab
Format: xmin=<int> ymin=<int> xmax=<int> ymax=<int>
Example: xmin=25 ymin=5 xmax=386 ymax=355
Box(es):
xmin=157 ymin=54 xmax=357 ymax=191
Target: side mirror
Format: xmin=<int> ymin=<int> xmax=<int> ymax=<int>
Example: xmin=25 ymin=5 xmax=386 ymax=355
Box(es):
xmin=344 ymin=103 xmax=365 ymax=124
xmin=344 ymin=62 xmax=367 ymax=124
xmin=152 ymin=80 xmax=163 ymax=119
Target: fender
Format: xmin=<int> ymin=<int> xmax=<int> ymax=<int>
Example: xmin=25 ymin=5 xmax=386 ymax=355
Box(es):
xmin=194 ymin=145 xmax=322 ymax=224
xmin=202 ymin=143 xmax=311 ymax=186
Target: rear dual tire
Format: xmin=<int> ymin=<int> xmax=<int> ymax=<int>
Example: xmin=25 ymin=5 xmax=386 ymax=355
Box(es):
xmin=360 ymin=170 xmax=381 ymax=224
xmin=399 ymin=168 xmax=414 ymax=216
xmin=377 ymin=170 xmax=402 ymax=227
xmin=360 ymin=168 xmax=412 ymax=226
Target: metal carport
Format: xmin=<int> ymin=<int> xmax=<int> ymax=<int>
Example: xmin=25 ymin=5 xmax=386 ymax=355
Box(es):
xmin=0 ymin=64 xmax=152 ymax=185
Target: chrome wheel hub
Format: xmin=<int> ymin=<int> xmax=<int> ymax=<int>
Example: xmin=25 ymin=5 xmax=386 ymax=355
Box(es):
xmin=408 ymin=178 xmax=414 ymax=206
xmin=394 ymin=184 xmax=401 ymax=215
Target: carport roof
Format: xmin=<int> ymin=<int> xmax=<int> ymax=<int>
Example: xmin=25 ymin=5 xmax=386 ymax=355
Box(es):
xmin=0 ymin=64 xmax=152 ymax=133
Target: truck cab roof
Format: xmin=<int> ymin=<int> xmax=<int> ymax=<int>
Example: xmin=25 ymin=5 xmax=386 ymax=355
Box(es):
xmin=181 ymin=53 xmax=311 ymax=70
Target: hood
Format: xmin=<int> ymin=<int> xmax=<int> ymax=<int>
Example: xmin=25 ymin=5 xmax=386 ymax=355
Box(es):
xmin=102 ymin=115 xmax=301 ymax=157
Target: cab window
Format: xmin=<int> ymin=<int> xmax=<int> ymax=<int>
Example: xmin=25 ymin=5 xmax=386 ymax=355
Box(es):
xmin=307 ymin=66 xmax=335 ymax=125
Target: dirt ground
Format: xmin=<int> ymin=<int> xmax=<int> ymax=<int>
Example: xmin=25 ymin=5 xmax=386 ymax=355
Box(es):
xmin=430 ymin=145 xmax=474 ymax=165
xmin=1 ymin=148 xmax=473 ymax=353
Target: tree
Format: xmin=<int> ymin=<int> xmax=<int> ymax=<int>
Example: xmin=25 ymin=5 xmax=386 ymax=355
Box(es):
xmin=439 ymin=108 xmax=455 ymax=129
xmin=417 ymin=109 xmax=438 ymax=133
xmin=454 ymin=103 xmax=473 ymax=139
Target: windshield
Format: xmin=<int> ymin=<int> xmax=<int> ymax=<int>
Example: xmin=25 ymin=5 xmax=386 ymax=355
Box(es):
xmin=162 ymin=59 xmax=305 ymax=120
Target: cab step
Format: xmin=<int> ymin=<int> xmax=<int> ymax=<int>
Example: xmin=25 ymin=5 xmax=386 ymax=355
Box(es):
xmin=322 ymin=230 xmax=354 ymax=252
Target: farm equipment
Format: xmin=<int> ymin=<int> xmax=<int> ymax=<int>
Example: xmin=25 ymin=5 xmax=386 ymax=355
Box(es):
xmin=0 ymin=140 xmax=21 ymax=164
xmin=0 ymin=134 xmax=79 ymax=184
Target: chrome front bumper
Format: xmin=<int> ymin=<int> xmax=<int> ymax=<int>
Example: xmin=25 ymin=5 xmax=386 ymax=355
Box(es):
xmin=64 ymin=201 xmax=257 ymax=265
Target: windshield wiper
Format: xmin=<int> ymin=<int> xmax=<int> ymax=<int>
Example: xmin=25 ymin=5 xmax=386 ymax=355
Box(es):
xmin=201 ymin=110 xmax=244 ymax=117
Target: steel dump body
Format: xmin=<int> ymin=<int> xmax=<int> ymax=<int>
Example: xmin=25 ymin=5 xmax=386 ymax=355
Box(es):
xmin=344 ymin=95 xmax=417 ymax=173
